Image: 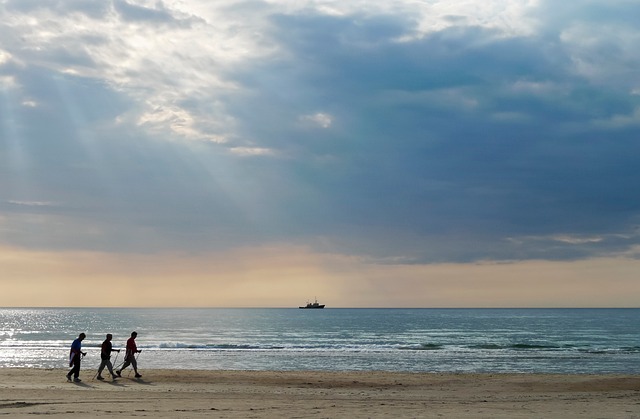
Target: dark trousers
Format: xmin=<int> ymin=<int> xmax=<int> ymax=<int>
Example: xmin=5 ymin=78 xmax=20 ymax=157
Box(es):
xmin=68 ymin=355 xmax=81 ymax=379
xmin=119 ymin=354 xmax=138 ymax=373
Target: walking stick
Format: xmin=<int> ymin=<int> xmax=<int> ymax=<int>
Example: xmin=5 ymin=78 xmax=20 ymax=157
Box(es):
xmin=114 ymin=350 xmax=126 ymax=371
xmin=93 ymin=350 xmax=120 ymax=381
xmin=109 ymin=350 xmax=120 ymax=379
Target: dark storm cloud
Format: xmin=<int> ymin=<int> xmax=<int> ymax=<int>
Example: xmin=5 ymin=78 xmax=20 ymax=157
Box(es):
xmin=219 ymin=9 xmax=640 ymax=262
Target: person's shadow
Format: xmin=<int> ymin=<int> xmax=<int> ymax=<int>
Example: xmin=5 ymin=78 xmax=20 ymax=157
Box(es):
xmin=123 ymin=376 xmax=154 ymax=386
xmin=71 ymin=381 xmax=93 ymax=388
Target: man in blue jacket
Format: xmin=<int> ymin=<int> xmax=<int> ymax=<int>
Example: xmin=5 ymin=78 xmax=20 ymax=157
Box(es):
xmin=66 ymin=333 xmax=87 ymax=382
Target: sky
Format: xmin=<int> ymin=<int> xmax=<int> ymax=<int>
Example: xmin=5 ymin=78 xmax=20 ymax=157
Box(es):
xmin=1 ymin=0 xmax=640 ymax=307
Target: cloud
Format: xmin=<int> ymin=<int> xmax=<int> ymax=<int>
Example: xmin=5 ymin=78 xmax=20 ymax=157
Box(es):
xmin=7 ymin=200 xmax=57 ymax=207
xmin=0 ymin=49 xmax=11 ymax=65
xmin=299 ymin=112 xmax=333 ymax=128
xmin=112 ymin=0 xmax=200 ymax=26
xmin=1 ymin=0 xmax=640 ymax=267
xmin=229 ymin=146 xmax=275 ymax=157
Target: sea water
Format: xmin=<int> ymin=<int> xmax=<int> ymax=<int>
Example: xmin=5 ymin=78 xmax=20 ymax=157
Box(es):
xmin=0 ymin=308 xmax=638 ymax=373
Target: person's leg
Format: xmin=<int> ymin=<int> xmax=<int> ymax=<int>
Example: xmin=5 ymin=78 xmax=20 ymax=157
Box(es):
xmin=106 ymin=359 xmax=115 ymax=376
xmin=67 ymin=354 xmax=77 ymax=379
xmin=97 ymin=359 xmax=107 ymax=378
xmin=72 ymin=358 xmax=81 ymax=380
xmin=117 ymin=358 xmax=130 ymax=375
xmin=132 ymin=357 xmax=141 ymax=377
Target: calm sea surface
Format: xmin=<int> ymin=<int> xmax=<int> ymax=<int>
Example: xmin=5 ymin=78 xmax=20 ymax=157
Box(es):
xmin=0 ymin=308 xmax=638 ymax=373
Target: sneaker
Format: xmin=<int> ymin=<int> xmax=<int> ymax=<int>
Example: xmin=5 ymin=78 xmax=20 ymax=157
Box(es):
xmin=115 ymin=370 xmax=121 ymax=377
xmin=74 ymin=378 xmax=82 ymax=382
xmin=66 ymin=374 xmax=72 ymax=382
xmin=135 ymin=373 xmax=142 ymax=378
xmin=96 ymin=376 xmax=104 ymax=380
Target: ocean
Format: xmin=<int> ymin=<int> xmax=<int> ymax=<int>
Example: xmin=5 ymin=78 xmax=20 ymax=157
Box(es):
xmin=0 ymin=308 xmax=638 ymax=374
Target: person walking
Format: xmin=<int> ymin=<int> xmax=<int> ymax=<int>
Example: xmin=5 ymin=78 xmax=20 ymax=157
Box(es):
xmin=66 ymin=333 xmax=87 ymax=382
xmin=96 ymin=334 xmax=120 ymax=380
xmin=116 ymin=331 xmax=142 ymax=378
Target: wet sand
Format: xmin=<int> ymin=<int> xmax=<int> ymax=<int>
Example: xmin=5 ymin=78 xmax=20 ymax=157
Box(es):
xmin=1 ymin=368 xmax=639 ymax=417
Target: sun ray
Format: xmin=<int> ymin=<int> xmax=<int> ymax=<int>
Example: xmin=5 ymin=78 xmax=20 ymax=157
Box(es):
xmin=0 ymin=78 xmax=33 ymax=202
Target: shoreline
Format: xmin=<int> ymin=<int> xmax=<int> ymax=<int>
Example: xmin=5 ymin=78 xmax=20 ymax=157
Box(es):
xmin=1 ymin=369 xmax=639 ymax=417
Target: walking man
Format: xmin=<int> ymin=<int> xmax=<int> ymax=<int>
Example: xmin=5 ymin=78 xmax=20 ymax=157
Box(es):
xmin=116 ymin=331 xmax=142 ymax=378
xmin=66 ymin=333 xmax=87 ymax=382
xmin=97 ymin=334 xmax=120 ymax=380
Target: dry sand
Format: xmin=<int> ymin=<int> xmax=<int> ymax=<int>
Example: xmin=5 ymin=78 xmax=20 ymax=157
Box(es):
xmin=1 ymin=368 xmax=639 ymax=418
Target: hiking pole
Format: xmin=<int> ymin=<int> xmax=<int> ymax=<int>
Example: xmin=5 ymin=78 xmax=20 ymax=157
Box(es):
xmin=114 ymin=351 xmax=126 ymax=371
xmin=92 ymin=349 xmax=121 ymax=381
xmin=91 ymin=351 xmax=105 ymax=381
xmin=90 ymin=352 xmax=97 ymax=381
xmin=109 ymin=350 xmax=120 ymax=379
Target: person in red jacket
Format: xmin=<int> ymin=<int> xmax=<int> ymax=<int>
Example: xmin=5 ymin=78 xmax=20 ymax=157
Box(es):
xmin=116 ymin=331 xmax=142 ymax=378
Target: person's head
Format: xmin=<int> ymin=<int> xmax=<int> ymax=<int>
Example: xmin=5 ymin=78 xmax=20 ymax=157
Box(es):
xmin=131 ymin=331 xmax=137 ymax=338
xmin=79 ymin=333 xmax=86 ymax=340
xmin=106 ymin=333 xmax=113 ymax=341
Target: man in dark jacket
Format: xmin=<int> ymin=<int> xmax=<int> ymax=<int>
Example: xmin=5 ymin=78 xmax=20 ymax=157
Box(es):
xmin=96 ymin=334 xmax=120 ymax=380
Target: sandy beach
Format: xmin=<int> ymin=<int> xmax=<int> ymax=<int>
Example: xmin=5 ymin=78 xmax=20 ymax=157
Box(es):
xmin=0 ymin=369 xmax=639 ymax=418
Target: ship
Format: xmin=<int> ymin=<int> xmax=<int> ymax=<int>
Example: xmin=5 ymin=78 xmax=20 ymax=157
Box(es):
xmin=299 ymin=298 xmax=325 ymax=309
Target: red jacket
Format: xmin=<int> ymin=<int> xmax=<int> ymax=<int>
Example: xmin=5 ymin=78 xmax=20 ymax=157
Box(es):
xmin=126 ymin=337 xmax=138 ymax=357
